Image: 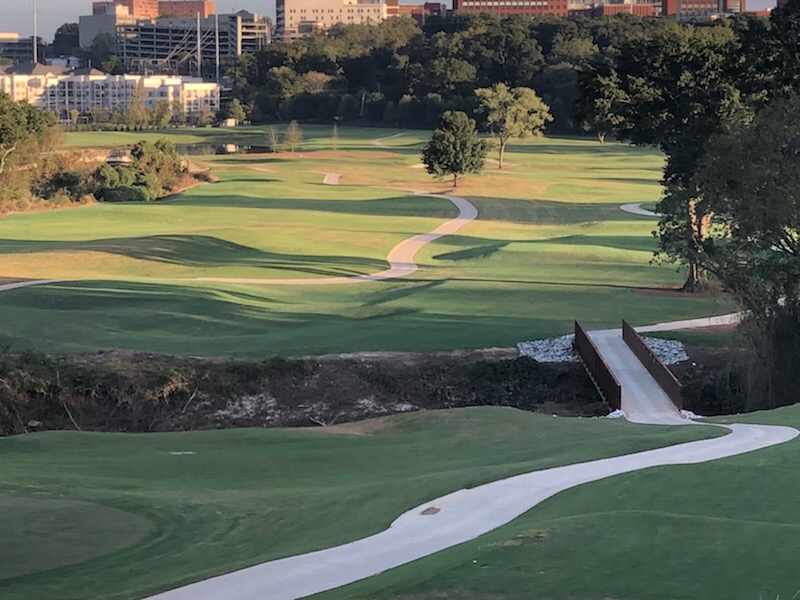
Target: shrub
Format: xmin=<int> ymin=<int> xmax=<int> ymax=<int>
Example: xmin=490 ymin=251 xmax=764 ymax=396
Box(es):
xmin=102 ymin=185 xmax=150 ymax=203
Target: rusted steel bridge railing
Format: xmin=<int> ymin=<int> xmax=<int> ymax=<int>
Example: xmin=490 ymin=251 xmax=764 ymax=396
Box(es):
xmin=621 ymin=320 xmax=684 ymax=410
xmin=573 ymin=321 xmax=622 ymax=410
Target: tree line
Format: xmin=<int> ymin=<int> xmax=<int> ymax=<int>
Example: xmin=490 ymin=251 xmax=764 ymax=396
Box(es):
xmin=573 ymin=0 xmax=800 ymax=410
xmin=229 ymin=13 xmax=678 ymax=130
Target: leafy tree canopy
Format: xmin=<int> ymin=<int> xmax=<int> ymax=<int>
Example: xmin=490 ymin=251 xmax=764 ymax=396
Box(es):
xmin=0 ymin=93 xmax=54 ymax=175
xmin=421 ymin=110 xmax=488 ymax=187
xmin=476 ymin=83 xmax=552 ymax=168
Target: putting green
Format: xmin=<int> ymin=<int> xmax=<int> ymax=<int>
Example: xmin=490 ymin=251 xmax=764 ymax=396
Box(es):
xmin=0 ymin=495 xmax=151 ymax=580
xmin=0 ymin=127 xmax=733 ymax=356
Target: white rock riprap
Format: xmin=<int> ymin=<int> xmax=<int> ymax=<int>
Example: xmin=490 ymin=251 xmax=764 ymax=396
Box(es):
xmin=517 ymin=334 xmax=688 ymax=365
xmin=517 ymin=335 xmax=578 ymax=363
xmin=641 ymin=336 xmax=689 ymax=365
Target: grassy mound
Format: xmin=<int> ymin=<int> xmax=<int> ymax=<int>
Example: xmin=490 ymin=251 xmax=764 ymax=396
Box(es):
xmin=0 ymin=407 xmax=717 ymax=599
xmin=315 ymin=406 xmax=800 ymax=600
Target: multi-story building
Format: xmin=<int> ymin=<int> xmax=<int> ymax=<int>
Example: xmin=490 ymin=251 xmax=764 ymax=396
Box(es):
xmin=158 ymin=1 xmax=217 ymax=18
xmin=451 ymin=0 xmax=570 ymax=17
xmin=93 ymin=0 xmax=160 ymax=18
xmin=384 ymin=0 xmax=446 ymax=24
xmin=116 ymin=11 xmax=270 ymax=72
xmin=0 ymin=34 xmax=43 ymax=64
xmin=569 ymin=0 xmax=662 ymax=16
xmin=662 ymin=0 xmax=744 ymax=19
xmin=92 ymin=0 xmax=215 ymax=19
xmin=0 ymin=63 xmax=220 ymax=118
xmin=80 ymin=5 xmax=138 ymax=49
xmin=276 ymin=0 xmax=387 ymax=42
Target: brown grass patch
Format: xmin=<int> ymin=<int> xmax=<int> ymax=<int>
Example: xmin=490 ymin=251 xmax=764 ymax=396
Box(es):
xmin=497 ymin=528 xmax=553 ymax=547
xmin=296 ymin=415 xmax=395 ymax=436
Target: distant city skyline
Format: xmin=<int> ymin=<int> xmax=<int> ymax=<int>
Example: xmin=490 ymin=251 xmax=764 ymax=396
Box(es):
xmin=1 ymin=0 xmax=275 ymax=41
xmin=0 ymin=0 xmax=775 ymax=43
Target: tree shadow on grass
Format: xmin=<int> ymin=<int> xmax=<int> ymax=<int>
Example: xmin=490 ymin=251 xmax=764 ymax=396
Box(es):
xmin=465 ymin=197 xmax=625 ymax=225
xmin=0 ymin=235 xmax=386 ymax=277
xmin=161 ymin=194 xmax=456 ymax=220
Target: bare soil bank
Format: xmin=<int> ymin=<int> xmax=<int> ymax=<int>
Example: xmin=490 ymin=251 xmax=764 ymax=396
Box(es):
xmin=0 ymin=349 xmax=606 ymax=436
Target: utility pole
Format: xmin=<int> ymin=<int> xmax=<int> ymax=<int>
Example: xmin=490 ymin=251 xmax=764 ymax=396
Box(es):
xmin=215 ymin=13 xmax=220 ymax=82
xmin=196 ymin=12 xmax=202 ymax=78
xmin=32 ymin=0 xmax=38 ymax=64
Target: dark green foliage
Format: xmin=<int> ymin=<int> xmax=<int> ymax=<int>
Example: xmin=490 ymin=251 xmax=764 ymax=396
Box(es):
xmin=577 ymin=24 xmax=750 ymax=290
xmin=0 ymin=92 xmax=55 ymax=175
xmin=422 ymin=111 xmax=488 ymax=187
xmin=225 ymin=98 xmax=247 ymax=122
xmin=102 ymin=186 xmax=151 ymax=203
xmin=232 ymin=14 xmax=675 ymax=128
xmin=94 ymin=138 xmax=186 ymax=202
xmin=50 ymin=23 xmax=79 ymax=57
xmin=693 ymin=94 xmax=800 ymax=409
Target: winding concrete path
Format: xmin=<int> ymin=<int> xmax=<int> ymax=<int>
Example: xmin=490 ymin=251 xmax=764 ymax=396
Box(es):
xmin=148 ymin=422 xmax=796 ymax=600
xmin=146 ymin=312 xmax=798 ymax=600
xmin=371 ymin=133 xmax=407 ymax=148
xmin=196 ymin=191 xmax=477 ymax=286
xmin=0 ymin=176 xmax=476 ymax=290
xmin=0 ymin=279 xmax=63 ymax=292
xmin=620 ymin=202 xmax=661 ymax=217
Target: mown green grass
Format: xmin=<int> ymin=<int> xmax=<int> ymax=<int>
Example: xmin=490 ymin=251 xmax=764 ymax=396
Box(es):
xmin=315 ymin=406 xmax=800 ymax=600
xmin=0 ymin=127 xmax=734 ymax=356
xmin=652 ymin=327 xmax=744 ymax=348
xmin=0 ymin=407 xmax=719 ymax=600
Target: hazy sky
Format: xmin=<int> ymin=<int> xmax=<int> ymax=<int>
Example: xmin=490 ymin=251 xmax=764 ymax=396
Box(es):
xmin=1 ymin=0 xmax=774 ymax=42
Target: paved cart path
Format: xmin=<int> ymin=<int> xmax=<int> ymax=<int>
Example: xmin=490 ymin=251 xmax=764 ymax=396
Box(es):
xmin=619 ymin=202 xmax=661 ymax=217
xmin=197 ymin=191 xmax=476 ymax=286
xmin=146 ymin=314 xmax=797 ymax=600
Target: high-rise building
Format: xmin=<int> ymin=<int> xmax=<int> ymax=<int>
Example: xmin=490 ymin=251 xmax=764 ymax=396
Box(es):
xmin=661 ymin=0 xmax=744 ymax=19
xmin=93 ymin=0 xmax=160 ymax=18
xmin=384 ymin=0 xmax=446 ymax=24
xmin=92 ymin=0 xmax=215 ymax=19
xmin=451 ymin=0 xmax=569 ymax=16
xmin=276 ymin=0 xmax=387 ymax=41
xmin=0 ymin=34 xmax=43 ymax=64
xmin=116 ymin=12 xmax=270 ymax=73
xmin=159 ymin=1 xmax=216 ymax=18
xmin=80 ymin=5 xmax=137 ymax=48
xmin=568 ymin=0 xmax=662 ymax=16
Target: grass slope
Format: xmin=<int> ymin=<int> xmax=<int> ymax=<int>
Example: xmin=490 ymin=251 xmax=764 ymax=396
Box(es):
xmin=0 ymin=127 xmax=733 ymax=356
xmin=314 ymin=406 xmax=800 ymax=600
xmin=0 ymin=407 xmax=717 ymax=600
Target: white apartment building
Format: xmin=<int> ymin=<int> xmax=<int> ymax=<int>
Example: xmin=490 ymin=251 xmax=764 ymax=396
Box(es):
xmin=276 ymin=0 xmax=387 ymax=41
xmin=0 ymin=64 xmax=220 ymax=117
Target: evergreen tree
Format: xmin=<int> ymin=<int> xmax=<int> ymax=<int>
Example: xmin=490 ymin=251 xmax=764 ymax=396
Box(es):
xmin=422 ymin=111 xmax=488 ymax=187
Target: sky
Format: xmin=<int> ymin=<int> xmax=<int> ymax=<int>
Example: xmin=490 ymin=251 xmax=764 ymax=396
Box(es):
xmin=1 ymin=0 xmax=775 ymax=42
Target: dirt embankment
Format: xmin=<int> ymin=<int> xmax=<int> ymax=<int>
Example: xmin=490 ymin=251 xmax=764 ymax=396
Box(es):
xmin=0 ymin=349 xmax=605 ymax=436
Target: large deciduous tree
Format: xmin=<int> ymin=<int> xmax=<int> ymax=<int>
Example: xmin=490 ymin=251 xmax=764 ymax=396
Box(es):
xmin=578 ymin=24 xmax=748 ymax=291
xmin=694 ymin=94 xmax=800 ymax=408
xmin=0 ymin=93 xmax=54 ymax=176
xmin=421 ymin=111 xmax=488 ymax=187
xmin=475 ymin=83 xmax=552 ymax=169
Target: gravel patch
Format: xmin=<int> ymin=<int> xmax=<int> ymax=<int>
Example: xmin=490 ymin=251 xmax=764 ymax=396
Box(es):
xmin=517 ymin=334 xmax=688 ymax=365
xmin=517 ymin=335 xmax=577 ymax=363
